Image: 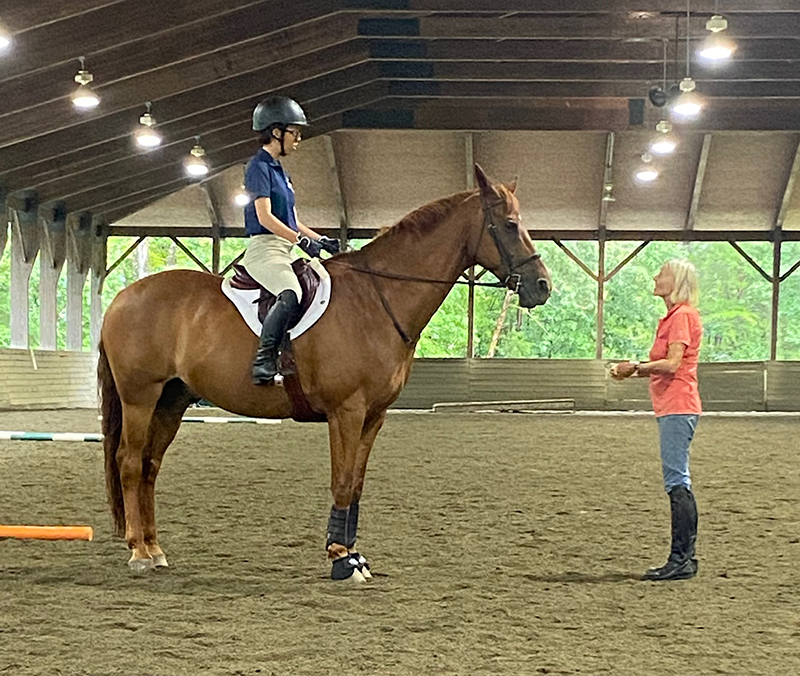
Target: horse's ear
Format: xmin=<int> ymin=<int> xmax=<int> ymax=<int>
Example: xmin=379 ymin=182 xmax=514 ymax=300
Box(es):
xmin=508 ymin=177 xmax=518 ymax=194
xmin=474 ymin=163 xmax=498 ymax=197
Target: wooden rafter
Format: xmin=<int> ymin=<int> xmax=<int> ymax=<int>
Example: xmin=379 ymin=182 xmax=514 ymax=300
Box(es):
xmin=685 ymin=134 xmax=713 ymax=233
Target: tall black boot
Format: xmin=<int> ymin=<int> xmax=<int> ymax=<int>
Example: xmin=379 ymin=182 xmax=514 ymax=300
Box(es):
xmin=252 ymin=290 xmax=301 ymax=385
xmin=642 ymin=485 xmax=698 ymax=581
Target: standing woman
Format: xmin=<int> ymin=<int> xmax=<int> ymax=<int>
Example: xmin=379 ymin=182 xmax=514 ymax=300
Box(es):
xmin=243 ymin=96 xmax=340 ymax=384
xmin=611 ymin=259 xmax=702 ymax=581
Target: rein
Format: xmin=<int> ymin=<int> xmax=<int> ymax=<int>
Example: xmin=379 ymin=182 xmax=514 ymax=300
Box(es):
xmin=326 ymin=195 xmax=541 ymax=346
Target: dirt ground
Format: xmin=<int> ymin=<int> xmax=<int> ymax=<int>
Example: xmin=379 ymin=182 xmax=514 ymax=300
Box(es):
xmin=1 ymin=409 xmax=799 ymax=676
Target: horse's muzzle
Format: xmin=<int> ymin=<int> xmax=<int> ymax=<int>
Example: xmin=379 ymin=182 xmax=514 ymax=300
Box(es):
xmin=518 ymin=277 xmax=551 ymax=308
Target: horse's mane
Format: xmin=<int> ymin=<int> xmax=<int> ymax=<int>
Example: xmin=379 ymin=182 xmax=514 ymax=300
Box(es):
xmin=374 ymin=190 xmax=475 ymax=241
xmin=334 ymin=184 xmax=514 ymax=260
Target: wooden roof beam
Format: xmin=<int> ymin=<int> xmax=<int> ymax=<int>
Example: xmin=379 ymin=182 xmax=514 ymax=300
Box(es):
xmin=341 ymin=97 xmax=800 ymax=131
xmin=685 ymin=134 xmax=713 ymax=233
xmin=358 ymin=14 xmax=800 ymax=40
xmin=386 ymin=79 xmax=800 ymax=99
xmin=344 ymin=0 xmax=800 ymax=13
xmin=368 ymin=37 xmax=800 ymax=62
xmin=379 ymin=60 xmax=800 ymax=82
xmin=0 ymin=0 xmax=126 ymax=33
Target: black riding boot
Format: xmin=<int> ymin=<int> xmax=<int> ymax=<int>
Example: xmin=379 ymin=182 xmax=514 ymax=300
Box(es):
xmin=643 ymin=485 xmax=698 ymax=581
xmin=252 ymin=290 xmax=301 ymax=385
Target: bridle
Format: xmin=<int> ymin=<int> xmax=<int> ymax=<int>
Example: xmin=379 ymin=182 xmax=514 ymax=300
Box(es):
xmin=326 ymin=192 xmax=542 ymax=345
xmin=477 ymin=197 xmax=542 ymax=293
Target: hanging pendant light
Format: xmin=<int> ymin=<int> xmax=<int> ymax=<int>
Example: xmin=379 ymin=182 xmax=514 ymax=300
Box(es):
xmin=668 ymin=0 xmax=705 ymax=122
xmin=133 ymin=102 xmax=163 ymax=149
xmin=185 ymin=137 xmax=210 ymax=178
xmin=670 ymin=77 xmax=705 ymax=120
xmin=634 ymin=152 xmax=659 ymax=184
xmin=698 ymin=14 xmax=736 ymax=62
xmin=71 ymin=56 xmax=100 ymax=110
xmin=649 ymin=120 xmax=678 ymax=156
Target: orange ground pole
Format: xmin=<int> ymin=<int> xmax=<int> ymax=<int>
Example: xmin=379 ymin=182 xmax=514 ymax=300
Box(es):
xmin=0 ymin=525 xmax=93 ymax=541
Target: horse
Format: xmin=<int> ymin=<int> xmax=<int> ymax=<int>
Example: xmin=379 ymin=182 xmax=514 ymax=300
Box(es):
xmin=98 ymin=164 xmax=551 ymax=579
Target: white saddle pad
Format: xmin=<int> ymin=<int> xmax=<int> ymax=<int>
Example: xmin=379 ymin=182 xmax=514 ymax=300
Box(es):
xmin=221 ymin=258 xmax=331 ymax=339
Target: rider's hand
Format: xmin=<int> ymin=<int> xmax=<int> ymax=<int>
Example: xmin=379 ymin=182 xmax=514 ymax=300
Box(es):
xmin=296 ymin=236 xmax=323 ymax=258
xmin=317 ymin=236 xmax=341 ymax=254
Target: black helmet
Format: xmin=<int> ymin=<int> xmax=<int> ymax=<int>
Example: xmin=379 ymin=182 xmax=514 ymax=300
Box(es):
xmin=252 ymin=96 xmax=308 ymax=132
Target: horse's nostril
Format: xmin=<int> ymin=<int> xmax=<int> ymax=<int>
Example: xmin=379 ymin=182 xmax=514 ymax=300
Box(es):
xmin=537 ymin=278 xmax=550 ymax=294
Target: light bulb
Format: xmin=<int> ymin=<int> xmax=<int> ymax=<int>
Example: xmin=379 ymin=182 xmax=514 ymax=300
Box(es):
xmin=698 ymin=32 xmax=736 ymax=61
xmin=234 ymin=191 xmax=250 ymax=207
xmin=671 ymin=94 xmax=703 ymax=119
xmin=71 ymin=85 xmax=100 ymax=109
xmin=135 ymin=127 xmax=162 ymax=148
xmin=185 ymin=143 xmax=209 ymax=177
xmin=650 ymin=137 xmax=677 ymax=155
xmin=635 ymin=152 xmax=659 ymax=184
xmin=134 ymin=111 xmax=162 ymax=148
xmin=635 ymin=167 xmax=659 ymax=182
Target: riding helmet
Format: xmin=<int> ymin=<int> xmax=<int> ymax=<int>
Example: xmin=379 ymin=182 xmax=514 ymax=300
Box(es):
xmin=252 ymin=96 xmax=309 ymax=132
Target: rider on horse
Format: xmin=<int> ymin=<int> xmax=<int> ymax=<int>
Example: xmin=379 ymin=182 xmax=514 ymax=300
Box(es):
xmin=242 ymin=96 xmax=340 ymax=385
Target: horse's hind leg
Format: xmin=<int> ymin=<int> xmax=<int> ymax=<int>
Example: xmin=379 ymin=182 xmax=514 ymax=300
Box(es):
xmin=140 ymin=379 xmax=196 ymax=568
xmin=118 ymin=386 xmax=162 ymax=573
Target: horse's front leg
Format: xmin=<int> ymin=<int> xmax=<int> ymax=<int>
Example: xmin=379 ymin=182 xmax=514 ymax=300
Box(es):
xmin=342 ymin=410 xmax=388 ymax=580
xmin=326 ymin=400 xmax=368 ymax=581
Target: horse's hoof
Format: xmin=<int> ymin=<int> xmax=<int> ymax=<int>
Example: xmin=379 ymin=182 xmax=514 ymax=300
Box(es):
xmin=331 ymin=553 xmax=371 ymax=582
xmin=128 ymin=557 xmax=155 ymax=574
xmin=152 ymin=553 xmax=169 ymax=568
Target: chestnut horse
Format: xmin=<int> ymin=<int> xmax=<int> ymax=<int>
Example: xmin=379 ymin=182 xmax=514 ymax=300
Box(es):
xmin=98 ymin=165 xmax=551 ymax=579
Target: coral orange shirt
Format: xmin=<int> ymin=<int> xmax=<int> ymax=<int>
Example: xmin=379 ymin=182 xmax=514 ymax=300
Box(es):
xmin=648 ymin=303 xmax=703 ymax=417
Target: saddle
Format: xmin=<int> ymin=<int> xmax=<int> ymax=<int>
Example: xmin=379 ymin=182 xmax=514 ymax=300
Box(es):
xmin=228 ymin=261 xmax=326 ymax=423
xmin=230 ymin=260 xmax=321 ymax=325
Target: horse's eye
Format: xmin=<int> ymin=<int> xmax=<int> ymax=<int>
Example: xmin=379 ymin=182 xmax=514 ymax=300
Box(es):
xmin=505 ymin=219 xmax=518 ymax=229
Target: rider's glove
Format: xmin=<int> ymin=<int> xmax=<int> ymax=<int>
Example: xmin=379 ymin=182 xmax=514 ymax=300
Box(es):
xmin=296 ymin=236 xmax=323 ymax=258
xmin=317 ymin=236 xmax=341 ymax=255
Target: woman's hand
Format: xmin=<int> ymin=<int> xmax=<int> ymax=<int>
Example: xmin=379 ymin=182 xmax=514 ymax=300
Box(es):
xmin=317 ymin=236 xmax=341 ymax=254
xmin=610 ymin=361 xmax=638 ymax=380
xmin=296 ymin=236 xmax=323 ymax=258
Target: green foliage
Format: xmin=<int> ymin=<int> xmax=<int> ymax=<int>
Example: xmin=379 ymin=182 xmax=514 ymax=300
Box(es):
xmin=1 ymin=231 xmax=799 ymax=361
xmin=420 ymin=239 xmax=792 ymax=361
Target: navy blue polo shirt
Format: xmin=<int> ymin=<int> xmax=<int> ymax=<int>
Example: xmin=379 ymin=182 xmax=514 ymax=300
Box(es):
xmin=243 ymin=148 xmax=298 ymax=236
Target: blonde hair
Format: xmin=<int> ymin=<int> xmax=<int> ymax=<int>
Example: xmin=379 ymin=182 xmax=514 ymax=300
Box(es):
xmin=664 ymin=259 xmax=699 ymax=306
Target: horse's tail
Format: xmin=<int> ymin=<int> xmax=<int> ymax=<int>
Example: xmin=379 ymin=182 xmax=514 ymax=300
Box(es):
xmin=98 ymin=340 xmax=125 ymax=537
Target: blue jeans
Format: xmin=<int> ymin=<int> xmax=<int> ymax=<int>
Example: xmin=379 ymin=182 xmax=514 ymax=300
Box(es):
xmin=657 ymin=414 xmax=698 ymax=492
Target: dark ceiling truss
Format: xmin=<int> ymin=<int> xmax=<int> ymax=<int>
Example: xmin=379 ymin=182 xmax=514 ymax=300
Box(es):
xmin=0 ymin=0 xmax=798 ymax=234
